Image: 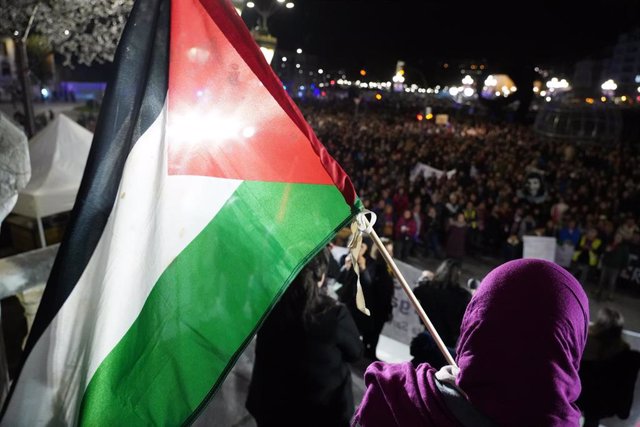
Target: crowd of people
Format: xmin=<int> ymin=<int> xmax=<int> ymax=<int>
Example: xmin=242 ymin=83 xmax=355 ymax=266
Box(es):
xmin=305 ymin=102 xmax=640 ymax=297
xmin=248 ymin=249 xmax=640 ymax=426
xmin=242 ymin=100 xmax=640 ymax=426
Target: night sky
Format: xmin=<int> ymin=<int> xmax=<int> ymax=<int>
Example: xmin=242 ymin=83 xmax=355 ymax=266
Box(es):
xmin=250 ymin=0 xmax=640 ymax=81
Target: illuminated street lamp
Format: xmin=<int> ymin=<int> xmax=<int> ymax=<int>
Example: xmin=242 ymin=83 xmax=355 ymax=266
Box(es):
xmin=601 ymin=79 xmax=617 ymax=94
xmin=251 ymin=28 xmax=277 ymax=64
xmin=461 ymin=75 xmax=474 ymax=85
xmin=601 ymin=79 xmax=617 ymax=99
xmin=542 ymin=77 xmax=570 ymax=100
xmin=484 ymin=75 xmax=498 ymax=87
xmin=546 ymin=77 xmax=570 ymax=90
xmin=245 ymin=0 xmax=295 ymax=64
xmin=601 ymin=79 xmax=617 ymax=91
xmin=246 ymin=0 xmax=295 ymax=31
xmin=392 ymin=60 xmax=406 ymax=93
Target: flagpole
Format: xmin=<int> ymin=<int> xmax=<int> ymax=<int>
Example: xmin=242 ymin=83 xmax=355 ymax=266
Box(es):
xmin=362 ymin=215 xmax=457 ymax=368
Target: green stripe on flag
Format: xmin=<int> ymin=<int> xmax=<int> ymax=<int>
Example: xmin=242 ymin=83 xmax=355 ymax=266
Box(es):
xmin=78 ymin=181 xmax=354 ymax=425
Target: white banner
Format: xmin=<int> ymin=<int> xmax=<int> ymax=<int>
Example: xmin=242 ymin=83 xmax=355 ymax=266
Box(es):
xmin=381 ymin=260 xmax=424 ymax=345
xmin=523 ymin=236 xmax=557 ymax=262
xmin=410 ymin=162 xmax=456 ymax=182
xmin=555 ymin=243 xmax=575 ymax=268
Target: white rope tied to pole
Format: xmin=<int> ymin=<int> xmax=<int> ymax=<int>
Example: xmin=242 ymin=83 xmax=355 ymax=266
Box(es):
xmin=346 ymin=210 xmax=377 ymax=316
xmin=354 ymin=211 xmax=457 ymax=368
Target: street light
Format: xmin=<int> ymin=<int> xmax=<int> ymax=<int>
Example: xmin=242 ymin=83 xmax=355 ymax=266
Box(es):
xmin=546 ymin=77 xmax=570 ymax=89
xmin=251 ymin=29 xmax=277 ymax=64
xmin=601 ymin=79 xmax=617 ymax=99
xmin=248 ymin=0 xmax=295 ymax=32
xmin=601 ymin=79 xmax=617 ymax=91
xmin=244 ymin=0 xmax=296 ymax=63
xmin=392 ymin=60 xmax=406 ymax=92
xmin=296 ymin=48 xmax=303 ymax=54
xmin=484 ymin=75 xmax=497 ymax=87
xmin=461 ymin=75 xmax=474 ymax=85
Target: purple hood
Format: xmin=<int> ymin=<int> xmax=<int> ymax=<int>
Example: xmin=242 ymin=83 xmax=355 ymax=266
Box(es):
xmin=353 ymin=259 xmax=589 ymax=426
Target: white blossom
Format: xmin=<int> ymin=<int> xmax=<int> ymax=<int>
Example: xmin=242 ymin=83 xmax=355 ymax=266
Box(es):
xmin=0 ymin=0 xmax=134 ymax=66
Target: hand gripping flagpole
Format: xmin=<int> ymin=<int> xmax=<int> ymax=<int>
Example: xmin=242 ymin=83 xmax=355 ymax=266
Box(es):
xmin=352 ymin=211 xmax=457 ymax=368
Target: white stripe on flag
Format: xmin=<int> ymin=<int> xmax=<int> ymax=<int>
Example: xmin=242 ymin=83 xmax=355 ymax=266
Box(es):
xmin=3 ymin=104 xmax=242 ymax=425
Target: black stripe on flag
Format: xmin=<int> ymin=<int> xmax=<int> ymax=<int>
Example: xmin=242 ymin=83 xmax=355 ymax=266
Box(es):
xmin=22 ymin=0 xmax=169 ymax=364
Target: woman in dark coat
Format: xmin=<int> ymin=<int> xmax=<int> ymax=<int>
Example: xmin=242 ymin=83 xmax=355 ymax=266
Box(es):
xmin=246 ymin=248 xmax=363 ymax=427
xmin=394 ymin=209 xmax=417 ymax=261
xmin=410 ymin=259 xmax=471 ymax=367
xmin=445 ymin=213 xmax=467 ymax=260
xmin=367 ymin=238 xmax=396 ymax=360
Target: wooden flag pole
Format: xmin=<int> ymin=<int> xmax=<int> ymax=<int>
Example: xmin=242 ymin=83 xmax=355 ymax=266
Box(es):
xmin=360 ymin=214 xmax=458 ymax=367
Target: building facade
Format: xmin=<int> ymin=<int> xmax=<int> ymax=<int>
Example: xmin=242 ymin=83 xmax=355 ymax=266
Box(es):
xmin=607 ymin=28 xmax=640 ymax=93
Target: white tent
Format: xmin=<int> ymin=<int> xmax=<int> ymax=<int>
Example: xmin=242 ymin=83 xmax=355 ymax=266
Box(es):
xmin=11 ymin=114 xmax=93 ymax=247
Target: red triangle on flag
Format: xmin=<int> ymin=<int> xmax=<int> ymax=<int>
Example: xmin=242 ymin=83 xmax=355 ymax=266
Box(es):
xmin=167 ymin=0 xmax=346 ymax=191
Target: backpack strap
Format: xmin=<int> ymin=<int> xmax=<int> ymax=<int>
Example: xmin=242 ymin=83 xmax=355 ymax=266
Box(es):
xmin=435 ymin=378 xmax=499 ymax=427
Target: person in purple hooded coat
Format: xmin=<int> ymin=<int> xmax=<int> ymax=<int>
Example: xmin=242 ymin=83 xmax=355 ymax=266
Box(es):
xmin=353 ymin=258 xmax=589 ymax=427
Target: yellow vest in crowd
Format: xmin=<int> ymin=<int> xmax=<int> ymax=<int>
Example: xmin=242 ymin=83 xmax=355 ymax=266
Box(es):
xmin=572 ymin=237 xmax=602 ymax=267
xmin=464 ymin=209 xmax=477 ymax=229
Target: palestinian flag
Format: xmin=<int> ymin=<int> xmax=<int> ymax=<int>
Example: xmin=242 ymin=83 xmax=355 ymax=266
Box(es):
xmin=1 ymin=0 xmax=357 ymax=424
